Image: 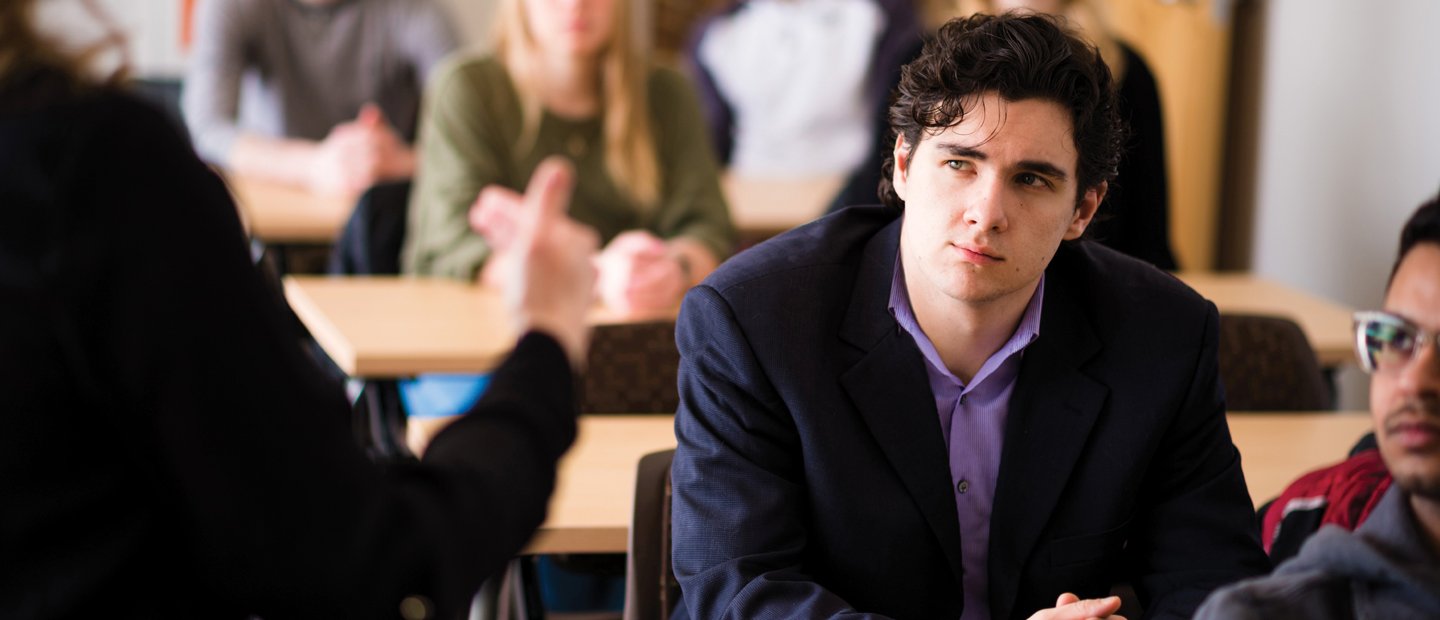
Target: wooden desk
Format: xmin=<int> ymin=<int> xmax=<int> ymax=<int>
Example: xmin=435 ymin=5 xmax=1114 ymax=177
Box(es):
xmin=1180 ymin=272 xmax=1357 ymax=367
xmin=226 ymin=174 xmax=354 ymax=243
xmin=723 ymin=174 xmax=843 ymax=240
xmin=1228 ymin=411 xmax=1373 ymax=507
xmin=284 ymin=276 xmax=677 ymax=377
xmin=524 ymin=415 xmax=677 ymax=555
xmin=518 ymin=413 xmax=1373 ymax=554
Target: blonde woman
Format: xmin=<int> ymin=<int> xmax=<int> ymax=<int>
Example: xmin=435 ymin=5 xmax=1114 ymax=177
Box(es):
xmin=404 ymin=0 xmax=734 ymax=316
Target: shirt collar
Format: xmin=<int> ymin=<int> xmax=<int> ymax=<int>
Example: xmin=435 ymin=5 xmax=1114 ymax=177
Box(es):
xmin=887 ymin=255 xmax=1045 ymax=390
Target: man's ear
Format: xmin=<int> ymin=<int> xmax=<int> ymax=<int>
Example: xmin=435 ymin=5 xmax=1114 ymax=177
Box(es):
xmin=892 ymin=134 xmax=911 ymax=203
xmin=1064 ymin=181 xmax=1106 ymax=240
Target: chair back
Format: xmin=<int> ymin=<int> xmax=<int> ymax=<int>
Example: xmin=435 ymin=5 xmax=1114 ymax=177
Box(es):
xmin=582 ymin=321 xmax=680 ymax=413
xmin=327 ymin=181 xmax=415 ymax=462
xmin=1217 ymin=313 xmax=1331 ymax=411
xmin=328 ymin=181 xmax=412 ymax=276
xmin=624 ymin=449 xmax=679 ymax=620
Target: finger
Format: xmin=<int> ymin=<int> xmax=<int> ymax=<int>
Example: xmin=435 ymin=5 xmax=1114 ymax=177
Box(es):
xmin=517 ymin=158 xmax=575 ymax=242
xmin=357 ymin=102 xmax=385 ymax=127
xmin=1073 ymin=596 xmax=1121 ymax=619
xmin=1055 ymin=593 xmax=1080 ymax=607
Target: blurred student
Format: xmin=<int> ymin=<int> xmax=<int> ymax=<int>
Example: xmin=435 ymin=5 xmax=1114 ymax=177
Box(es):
xmin=182 ymin=0 xmax=458 ymax=194
xmin=684 ymin=0 xmax=922 ymax=179
xmin=403 ymin=0 xmax=733 ymax=313
xmin=0 ymin=1 xmax=603 ymax=616
xmin=1196 ymin=194 xmax=1440 ymax=619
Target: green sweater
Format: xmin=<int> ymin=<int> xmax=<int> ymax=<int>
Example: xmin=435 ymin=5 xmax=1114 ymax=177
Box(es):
xmin=403 ymin=55 xmax=735 ymax=280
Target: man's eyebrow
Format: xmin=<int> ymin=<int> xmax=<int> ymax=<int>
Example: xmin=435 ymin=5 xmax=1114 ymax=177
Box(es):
xmin=1016 ymin=160 xmax=1069 ymax=182
xmin=934 ymin=142 xmax=986 ymax=160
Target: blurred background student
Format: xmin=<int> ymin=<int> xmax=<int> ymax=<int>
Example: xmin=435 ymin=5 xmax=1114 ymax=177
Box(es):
xmin=0 ymin=0 xmax=603 ymax=615
xmin=683 ymin=0 xmax=922 ymax=180
xmin=182 ymin=0 xmax=458 ymax=195
xmin=399 ymin=0 xmax=733 ymax=422
xmin=401 ymin=0 xmax=734 ymax=612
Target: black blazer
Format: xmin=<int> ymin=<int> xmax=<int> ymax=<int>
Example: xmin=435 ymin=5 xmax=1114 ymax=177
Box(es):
xmin=672 ymin=206 xmax=1267 ymax=619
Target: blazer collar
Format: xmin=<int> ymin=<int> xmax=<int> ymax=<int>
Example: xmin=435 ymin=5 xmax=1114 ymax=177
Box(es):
xmin=840 ymin=218 xmax=968 ymax=588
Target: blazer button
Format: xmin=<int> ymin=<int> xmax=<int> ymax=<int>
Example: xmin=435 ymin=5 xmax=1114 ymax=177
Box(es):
xmin=957 ymin=479 xmax=970 ymax=494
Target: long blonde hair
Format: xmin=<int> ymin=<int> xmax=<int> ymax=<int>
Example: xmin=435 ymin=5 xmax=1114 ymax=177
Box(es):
xmin=495 ymin=0 xmax=660 ymax=208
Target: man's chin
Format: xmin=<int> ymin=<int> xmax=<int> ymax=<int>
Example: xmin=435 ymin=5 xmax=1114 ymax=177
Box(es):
xmin=1392 ymin=468 xmax=1440 ymax=501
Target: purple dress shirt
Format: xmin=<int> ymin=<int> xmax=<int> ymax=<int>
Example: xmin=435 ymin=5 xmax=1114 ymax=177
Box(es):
xmin=889 ymin=259 xmax=1044 ymax=620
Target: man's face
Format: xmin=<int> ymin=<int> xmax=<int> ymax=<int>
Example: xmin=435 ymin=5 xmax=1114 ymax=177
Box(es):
xmin=1372 ymin=242 xmax=1440 ymax=499
xmin=892 ymin=92 xmax=1102 ymax=311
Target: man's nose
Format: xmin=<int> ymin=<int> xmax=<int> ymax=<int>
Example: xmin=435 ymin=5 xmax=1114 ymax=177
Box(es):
xmin=1396 ymin=337 xmax=1440 ymax=396
xmin=964 ymin=177 xmax=1009 ymax=232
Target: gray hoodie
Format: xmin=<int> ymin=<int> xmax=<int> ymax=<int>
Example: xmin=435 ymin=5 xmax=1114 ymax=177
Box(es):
xmin=1195 ymin=485 xmax=1440 ymax=619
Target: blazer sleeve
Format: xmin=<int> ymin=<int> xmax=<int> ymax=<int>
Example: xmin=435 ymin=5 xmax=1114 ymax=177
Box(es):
xmin=1127 ymin=305 xmax=1270 ymax=617
xmin=672 ymin=285 xmax=891 ymax=619
xmin=96 ymin=96 xmax=576 ymax=618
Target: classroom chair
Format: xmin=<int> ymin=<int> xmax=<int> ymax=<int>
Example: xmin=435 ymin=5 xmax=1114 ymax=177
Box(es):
xmin=582 ymin=321 xmax=681 ymax=414
xmin=624 ymin=449 xmax=680 ymax=620
xmin=1217 ymin=313 xmax=1332 ymax=411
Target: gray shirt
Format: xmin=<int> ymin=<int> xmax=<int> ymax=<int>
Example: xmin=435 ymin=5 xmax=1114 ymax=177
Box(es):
xmin=182 ymin=0 xmax=458 ymax=164
xmin=1196 ymin=485 xmax=1440 ymax=619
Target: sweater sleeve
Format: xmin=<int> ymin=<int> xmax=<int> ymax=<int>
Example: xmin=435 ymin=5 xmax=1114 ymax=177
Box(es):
xmin=649 ymin=67 xmax=736 ymax=262
xmin=180 ymin=0 xmax=249 ymax=164
xmin=403 ymin=58 xmax=507 ymax=280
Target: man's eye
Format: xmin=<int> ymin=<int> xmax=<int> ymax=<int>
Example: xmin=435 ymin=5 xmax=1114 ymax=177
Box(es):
xmin=945 ymin=160 xmax=970 ymax=170
xmin=1017 ymin=173 xmax=1049 ymax=188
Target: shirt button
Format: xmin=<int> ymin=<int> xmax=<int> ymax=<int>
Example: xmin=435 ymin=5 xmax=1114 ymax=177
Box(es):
xmin=957 ymin=479 xmax=970 ymax=494
xmin=958 ymin=394 xmax=967 ymax=405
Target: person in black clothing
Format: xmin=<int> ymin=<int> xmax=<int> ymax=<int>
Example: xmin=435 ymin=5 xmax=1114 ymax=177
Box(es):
xmin=0 ymin=2 xmax=600 ymax=617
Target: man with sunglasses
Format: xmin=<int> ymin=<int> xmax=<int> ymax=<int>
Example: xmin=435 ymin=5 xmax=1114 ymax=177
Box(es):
xmin=1196 ymin=194 xmax=1440 ymax=619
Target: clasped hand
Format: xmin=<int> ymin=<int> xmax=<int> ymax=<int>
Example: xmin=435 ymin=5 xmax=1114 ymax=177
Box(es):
xmin=471 ymin=183 xmax=687 ymax=317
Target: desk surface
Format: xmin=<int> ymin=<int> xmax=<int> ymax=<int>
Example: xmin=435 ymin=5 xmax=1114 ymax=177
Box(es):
xmin=522 ymin=412 xmax=1373 ymax=554
xmin=285 ymin=276 xmax=676 ymax=377
xmin=1228 ymin=411 xmax=1373 ymax=507
xmin=723 ymin=174 xmax=843 ymax=239
xmin=1179 ymin=272 xmax=1356 ymax=367
xmin=226 ymin=174 xmax=355 ymax=243
xmin=227 ymin=172 xmax=838 ymax=245
xmin=524 ymin=415 xmax=678 ymax=555
xmin=288 ymin=271 xmax=1355 ymax=379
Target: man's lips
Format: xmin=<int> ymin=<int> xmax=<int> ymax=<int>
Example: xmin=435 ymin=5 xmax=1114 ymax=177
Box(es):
xmin=1386 ymin=418 xmax=1440 ymax=450
xmin=955 ymin=243 xmax=1001 ymax=264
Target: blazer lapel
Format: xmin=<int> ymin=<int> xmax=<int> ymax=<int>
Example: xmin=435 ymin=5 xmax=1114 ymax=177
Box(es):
xmin=987 ymin=255 xmax=1108 ymax=620
xmin=839 ymin=221 xmax=967 ymax=587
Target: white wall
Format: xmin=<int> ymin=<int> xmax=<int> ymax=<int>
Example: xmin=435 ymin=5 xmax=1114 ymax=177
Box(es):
xmin=1248 ymin=0 xmax=1440 ymax=408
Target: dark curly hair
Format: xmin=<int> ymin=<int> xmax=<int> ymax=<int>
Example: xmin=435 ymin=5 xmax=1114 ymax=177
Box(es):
xmin=1390 ymin=190 xmax=1440 ymax=287
xmin=878 ymin=12 xmax=1125 ymax=209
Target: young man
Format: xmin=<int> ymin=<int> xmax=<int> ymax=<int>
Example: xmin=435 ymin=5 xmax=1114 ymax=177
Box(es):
xmin=671 ymin=13 xmax=1268 ymax=620
xmin=1196 ymin=196 xmax=1440 ymax=619
xmin=182 ymin=0 xmax=457 ymax=193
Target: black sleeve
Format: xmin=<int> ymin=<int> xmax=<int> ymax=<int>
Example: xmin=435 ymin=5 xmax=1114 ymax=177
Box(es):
xmin=89 ymin=93 xmax=576 ymax=618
